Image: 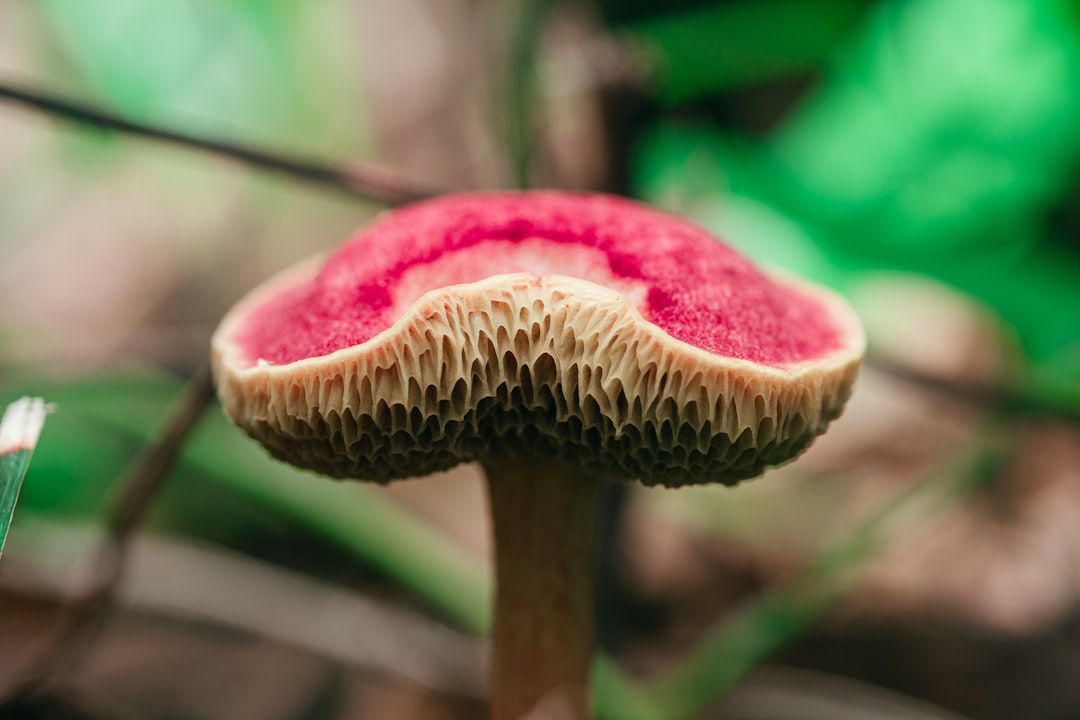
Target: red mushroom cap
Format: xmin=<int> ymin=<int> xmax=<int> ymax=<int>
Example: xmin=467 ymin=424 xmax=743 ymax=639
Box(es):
xmin=212 ymin=192 xmax=863 ymax=486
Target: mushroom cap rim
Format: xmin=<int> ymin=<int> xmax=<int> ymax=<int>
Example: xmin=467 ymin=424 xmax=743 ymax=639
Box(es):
xmin=211 ymin=255 xmax=866 ymax=383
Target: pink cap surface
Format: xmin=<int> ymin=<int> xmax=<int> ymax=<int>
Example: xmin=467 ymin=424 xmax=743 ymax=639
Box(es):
xmin=233 ymin=193 xmax=843 ymax=369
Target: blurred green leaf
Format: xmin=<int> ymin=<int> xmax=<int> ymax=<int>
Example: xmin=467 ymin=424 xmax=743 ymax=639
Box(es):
xmin=772 ymin=0 xmax=1080 ymax=258
xmin=625 ymin=0 xmax=865 ymax=103
xmin=634 ymin=0 xmax=1080 ymax=408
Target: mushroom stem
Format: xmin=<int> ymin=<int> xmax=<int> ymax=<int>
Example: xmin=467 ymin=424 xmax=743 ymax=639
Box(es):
xmin=483 ymin=459 xmax=600 ymax=720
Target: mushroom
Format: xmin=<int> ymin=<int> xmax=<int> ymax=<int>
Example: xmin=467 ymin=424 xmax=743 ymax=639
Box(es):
xmin=211 ymin=192 xmax=864 ymax=719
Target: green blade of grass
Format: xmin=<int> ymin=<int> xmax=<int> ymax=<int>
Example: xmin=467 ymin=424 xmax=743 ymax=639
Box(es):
xmin=593 ymin=423 xmax=1010 ymax=720
xmin=0 ymin=397 xmax=50 ymax=558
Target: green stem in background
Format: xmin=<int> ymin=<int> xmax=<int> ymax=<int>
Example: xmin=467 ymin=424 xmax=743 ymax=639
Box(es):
xmin=198 ymin=440 xmax=492 ymax=634
xmin=593 ymin=422 xmax=1011 ymax=720
xmin=506 ymin=0 xmax=557 ymax=189
xmin=144 ymin=405 xmax=492 ymax=634
xmin=0 ymin=397 xmax=50 ymax=559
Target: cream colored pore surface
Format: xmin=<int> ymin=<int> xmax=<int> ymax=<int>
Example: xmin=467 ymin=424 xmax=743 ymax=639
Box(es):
xmin=213 ymin=267 xmax=863 ymax=487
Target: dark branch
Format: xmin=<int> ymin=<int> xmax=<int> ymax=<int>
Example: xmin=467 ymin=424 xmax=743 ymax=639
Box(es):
xmin=106 ymin=364 xmax=215 ymax=545
xmin=867 ymin=355 xmax=1080 ymax=426
xmin=0 ymin=81 xmax=445 ymax=205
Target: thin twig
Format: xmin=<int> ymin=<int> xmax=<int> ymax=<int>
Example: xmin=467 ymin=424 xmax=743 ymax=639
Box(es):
xmin=0 ymin=81 xmax=445 ymax=205
xmin=867 ymin=355 xmax=1080 ymax=427
xmin=8 ymin=365 xmax=215 ymax=695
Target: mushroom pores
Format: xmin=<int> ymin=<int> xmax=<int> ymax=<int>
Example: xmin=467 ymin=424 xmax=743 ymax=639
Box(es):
xmin=211 ymin=192 xmax=864 ymax=487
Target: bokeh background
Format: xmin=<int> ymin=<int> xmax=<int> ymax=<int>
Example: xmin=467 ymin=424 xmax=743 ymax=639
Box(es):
xmin=1 ymin=0 xmax=1079 ymax=718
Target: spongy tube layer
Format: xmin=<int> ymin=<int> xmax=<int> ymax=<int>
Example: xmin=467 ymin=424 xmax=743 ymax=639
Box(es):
xmin=213 ymin=271 xmax=862 ymax=487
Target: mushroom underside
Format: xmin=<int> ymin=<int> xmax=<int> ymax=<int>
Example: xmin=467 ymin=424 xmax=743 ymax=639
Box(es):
xmin=216 ymin=278 xmax=859 ymax=487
